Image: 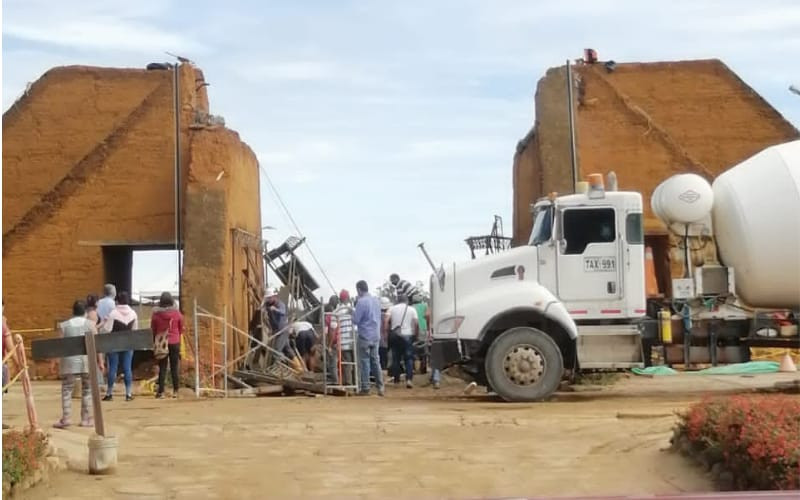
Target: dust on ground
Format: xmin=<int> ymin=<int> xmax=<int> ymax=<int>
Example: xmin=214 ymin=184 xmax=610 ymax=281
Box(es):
xmin=4 ymin=373 xmax=797 ymax=499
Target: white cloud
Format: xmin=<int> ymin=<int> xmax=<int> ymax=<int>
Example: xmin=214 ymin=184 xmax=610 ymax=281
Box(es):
xmin=4 ymin=0 xmax=799 ymax=293
xmin=3 ymin=0 xmax=204 ymax=54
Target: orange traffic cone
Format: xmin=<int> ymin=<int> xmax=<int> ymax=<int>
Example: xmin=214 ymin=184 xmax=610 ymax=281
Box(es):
xmin=779 ymin=352 xmax=797 ymax=373
xmin=645 ymin=246 xmax=660 ymax=297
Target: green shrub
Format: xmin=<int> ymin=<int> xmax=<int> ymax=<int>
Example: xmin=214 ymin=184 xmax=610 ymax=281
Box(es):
xmin=2 ymin=429 xmax=48 ymax=487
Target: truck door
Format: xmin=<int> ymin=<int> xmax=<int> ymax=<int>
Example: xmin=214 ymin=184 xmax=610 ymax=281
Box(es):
xmin=557 ymin=207 xmax=622 ymax=301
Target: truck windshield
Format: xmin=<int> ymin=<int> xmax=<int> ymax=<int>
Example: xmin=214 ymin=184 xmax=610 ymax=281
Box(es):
xmin=529 ymin=205 xmax=553 ymax=246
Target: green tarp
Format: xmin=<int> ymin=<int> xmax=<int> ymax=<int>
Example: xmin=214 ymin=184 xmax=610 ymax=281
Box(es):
xmin=632 ymin=361 xmax=780 ymax=376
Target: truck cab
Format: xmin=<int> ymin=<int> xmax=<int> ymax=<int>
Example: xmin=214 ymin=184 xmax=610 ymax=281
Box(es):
xmin=429 ymin=183 xmax=648 ymax=401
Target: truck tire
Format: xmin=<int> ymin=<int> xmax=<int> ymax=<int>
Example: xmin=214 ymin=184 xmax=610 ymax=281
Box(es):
xmin=484 ymin=326 xmax=564 ymax=402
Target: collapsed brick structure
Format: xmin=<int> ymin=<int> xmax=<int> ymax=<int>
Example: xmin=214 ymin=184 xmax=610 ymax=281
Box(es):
xmin=2 ymin=64 xmax=263 ymax=371
xmin=512 ymin=58 xmax=799 ymax=293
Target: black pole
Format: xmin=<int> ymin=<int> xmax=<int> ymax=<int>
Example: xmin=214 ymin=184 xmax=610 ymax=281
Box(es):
xmin=566 ymin=59 xmax=578 ymax=192
xmin=174 ymin=64 xmax=183 ymax=309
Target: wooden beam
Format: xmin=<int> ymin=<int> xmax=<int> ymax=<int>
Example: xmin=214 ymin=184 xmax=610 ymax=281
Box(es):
xmin=227 ymin=385 xmax=284 ymax=397
xmin=32 ymin=329 xmax=153 ymax=359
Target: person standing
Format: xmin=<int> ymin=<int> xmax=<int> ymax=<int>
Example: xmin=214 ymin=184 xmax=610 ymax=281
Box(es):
xmin=333 ymin=290 xmax=356 ymax=385
xmin=97 ymin=284 xmax=116 ymax=391
xmin=322 ymin=297 xmax=339 ymax=384
xmin=54 ymin=300 xmax=104 ymax=428
xmin=150 ymin=292 xmax=183 ymax=399
xmin=422 ymin=302 xmax=441 ymax=389
xmin=379 ymin=297 xmax=392 ymax=370
xmin=102 ymin=291 xmax=138 ymax=401
xmin=386 ymin=294 xmax=418 ymax=388
xmin=352 ymin=281 xmax=384 ymax=396
xmin=97 ymin=284 xmax=116 ymax=323
xmin=412 ymin=296 xmax=429 ymax=374
xmin=389 ymin=274 xmax=420 ymax=303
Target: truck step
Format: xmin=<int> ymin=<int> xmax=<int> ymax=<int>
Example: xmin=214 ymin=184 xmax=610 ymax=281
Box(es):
xmin=579 ymin=361 xmax=644 ymax=369
xmin=577 ymin=324 xmax=642 ymax=337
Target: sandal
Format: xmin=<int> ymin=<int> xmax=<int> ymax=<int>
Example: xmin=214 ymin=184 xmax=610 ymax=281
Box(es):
xmin=53 ymin=419 xmax=71 ymax=429
xmin=80 ymin=419 xmax=94 ymax=428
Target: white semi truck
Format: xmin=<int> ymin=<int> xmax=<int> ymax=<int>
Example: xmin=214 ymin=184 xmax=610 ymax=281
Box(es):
xmin=423 ymin=140 xmax=800 ymax=402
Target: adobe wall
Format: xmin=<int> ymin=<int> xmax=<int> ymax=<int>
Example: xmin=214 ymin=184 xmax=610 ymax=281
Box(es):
xmin=183 ymin=128 xmax=262 ymax=355
xmin=2 ymin=63 xmax=260 ymax=376
xmin=512 ymin=59 xmax=800 ymax=245
xmin=512 ymin=66 xmax=572 ymax=246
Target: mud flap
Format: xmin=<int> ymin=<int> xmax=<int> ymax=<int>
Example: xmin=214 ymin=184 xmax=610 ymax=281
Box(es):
xmin=430 ymin=339 xmax=461 ymax=371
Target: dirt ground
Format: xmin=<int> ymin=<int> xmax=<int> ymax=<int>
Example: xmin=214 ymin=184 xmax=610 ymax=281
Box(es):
xmin=3 ymin=372 xmax=798 ymax=499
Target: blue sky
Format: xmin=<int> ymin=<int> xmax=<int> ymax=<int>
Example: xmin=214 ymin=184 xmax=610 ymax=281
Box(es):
xmin=3 ymin=0 xmax=799 ymax=297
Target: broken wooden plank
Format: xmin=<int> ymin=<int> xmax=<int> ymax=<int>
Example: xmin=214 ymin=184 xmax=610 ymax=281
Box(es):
xmin=227 ymin=385 xmax=284 ymax=398
xmin=281 ymin=377 xmax=348 ymax=396
xmin=226 ymin=374 xmax=253 ymax=390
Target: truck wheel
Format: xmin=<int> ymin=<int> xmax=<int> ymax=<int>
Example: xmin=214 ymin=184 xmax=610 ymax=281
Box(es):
xmin=485 ymin=326 xmax=564 ymax=402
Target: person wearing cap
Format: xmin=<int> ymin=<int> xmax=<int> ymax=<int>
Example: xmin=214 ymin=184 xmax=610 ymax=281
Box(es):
xmin=379 ymin=297 xmax=392 ymax=370
xmin=332 ymin=290 xmax=356 ymax=386
xmin=353 ymin=280 xmax=384 ymax=396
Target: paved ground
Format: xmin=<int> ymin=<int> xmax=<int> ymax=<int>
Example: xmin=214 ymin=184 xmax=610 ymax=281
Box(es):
xmin=3 ymin=372 xmax=798 ymax=499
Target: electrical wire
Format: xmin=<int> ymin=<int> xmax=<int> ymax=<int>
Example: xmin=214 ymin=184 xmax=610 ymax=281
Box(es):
xmin=258 ymin=164 xmax=337 ymax=295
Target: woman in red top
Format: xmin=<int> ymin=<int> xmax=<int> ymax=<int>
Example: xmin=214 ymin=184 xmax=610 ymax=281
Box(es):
xmin=150 ymin=292 xmax=183 ymax=399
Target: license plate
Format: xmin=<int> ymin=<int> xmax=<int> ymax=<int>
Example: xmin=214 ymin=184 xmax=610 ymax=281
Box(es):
xmin=584 ymin=256 xmax=616 ymax=272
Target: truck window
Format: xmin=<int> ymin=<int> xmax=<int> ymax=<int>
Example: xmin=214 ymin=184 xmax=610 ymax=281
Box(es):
xmin=563 ymin=208 xmax=615 ymax=254
xmin=626 ymin=213 xmax=643 ymax=244
xmin=529 ymin=205 xmax=553 ymax=246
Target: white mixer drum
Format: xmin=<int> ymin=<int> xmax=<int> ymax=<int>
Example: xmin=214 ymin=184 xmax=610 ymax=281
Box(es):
xmin=712 ymin=140 xmax=800 ymax=308
xmin=651 ymin=173 xmax=714 ymax=224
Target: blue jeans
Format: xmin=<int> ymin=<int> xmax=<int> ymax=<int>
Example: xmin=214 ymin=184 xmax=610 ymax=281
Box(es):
xmin=106 ymin=350 xmax=133 ymax=396
xmin=391 ymin=335 xmax=414 ymax=383
xmin=431 ymin=369 xmax=441 ymax=384
xmin=357 ymin=341 xmax=384 ymax=393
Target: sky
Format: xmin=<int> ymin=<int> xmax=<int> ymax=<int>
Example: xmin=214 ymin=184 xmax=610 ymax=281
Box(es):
xmin=3 ymin=0 xmax=799 ymax=297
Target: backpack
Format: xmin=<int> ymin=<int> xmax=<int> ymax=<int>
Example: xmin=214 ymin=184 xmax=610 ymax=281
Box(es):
xmin=153 ymin=319 xmax=173 ymax=361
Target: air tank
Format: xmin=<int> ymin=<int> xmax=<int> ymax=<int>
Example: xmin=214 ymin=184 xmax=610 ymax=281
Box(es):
xmin=651 ymin=173 xmax=714 ymax=224
xmin=712 ymin=140 xmax=800 ymax=308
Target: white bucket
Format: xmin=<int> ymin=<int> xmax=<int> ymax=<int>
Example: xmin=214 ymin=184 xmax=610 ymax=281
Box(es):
xmin=88 ymin=434 xmax=118 ymax=475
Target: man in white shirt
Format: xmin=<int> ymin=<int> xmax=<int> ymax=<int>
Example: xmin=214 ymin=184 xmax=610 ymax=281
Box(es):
xmin=97 ymin=284 xmax=116 ymax=323
xmin=385 ymin=294 xmax=418 ymax=388
xmin=290 ymin=320 xmax=317 ymax=371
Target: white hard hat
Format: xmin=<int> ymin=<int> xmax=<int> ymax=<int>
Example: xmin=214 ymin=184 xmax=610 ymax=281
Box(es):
xmin=380 ymin=297 xmax=392 ymax=310
xmin=265 ymin=287 xmax=277 ymax=298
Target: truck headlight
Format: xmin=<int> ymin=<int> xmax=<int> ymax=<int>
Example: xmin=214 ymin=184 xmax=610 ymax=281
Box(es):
xmin=436 ymin=316 xmax=464 ymax=335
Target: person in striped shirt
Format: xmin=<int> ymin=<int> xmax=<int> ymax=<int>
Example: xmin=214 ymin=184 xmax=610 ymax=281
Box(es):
xmin=389 ymin=274 xmax=419 ymax=303
xmin=332 ymin=290 xmax=356 ymax=386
